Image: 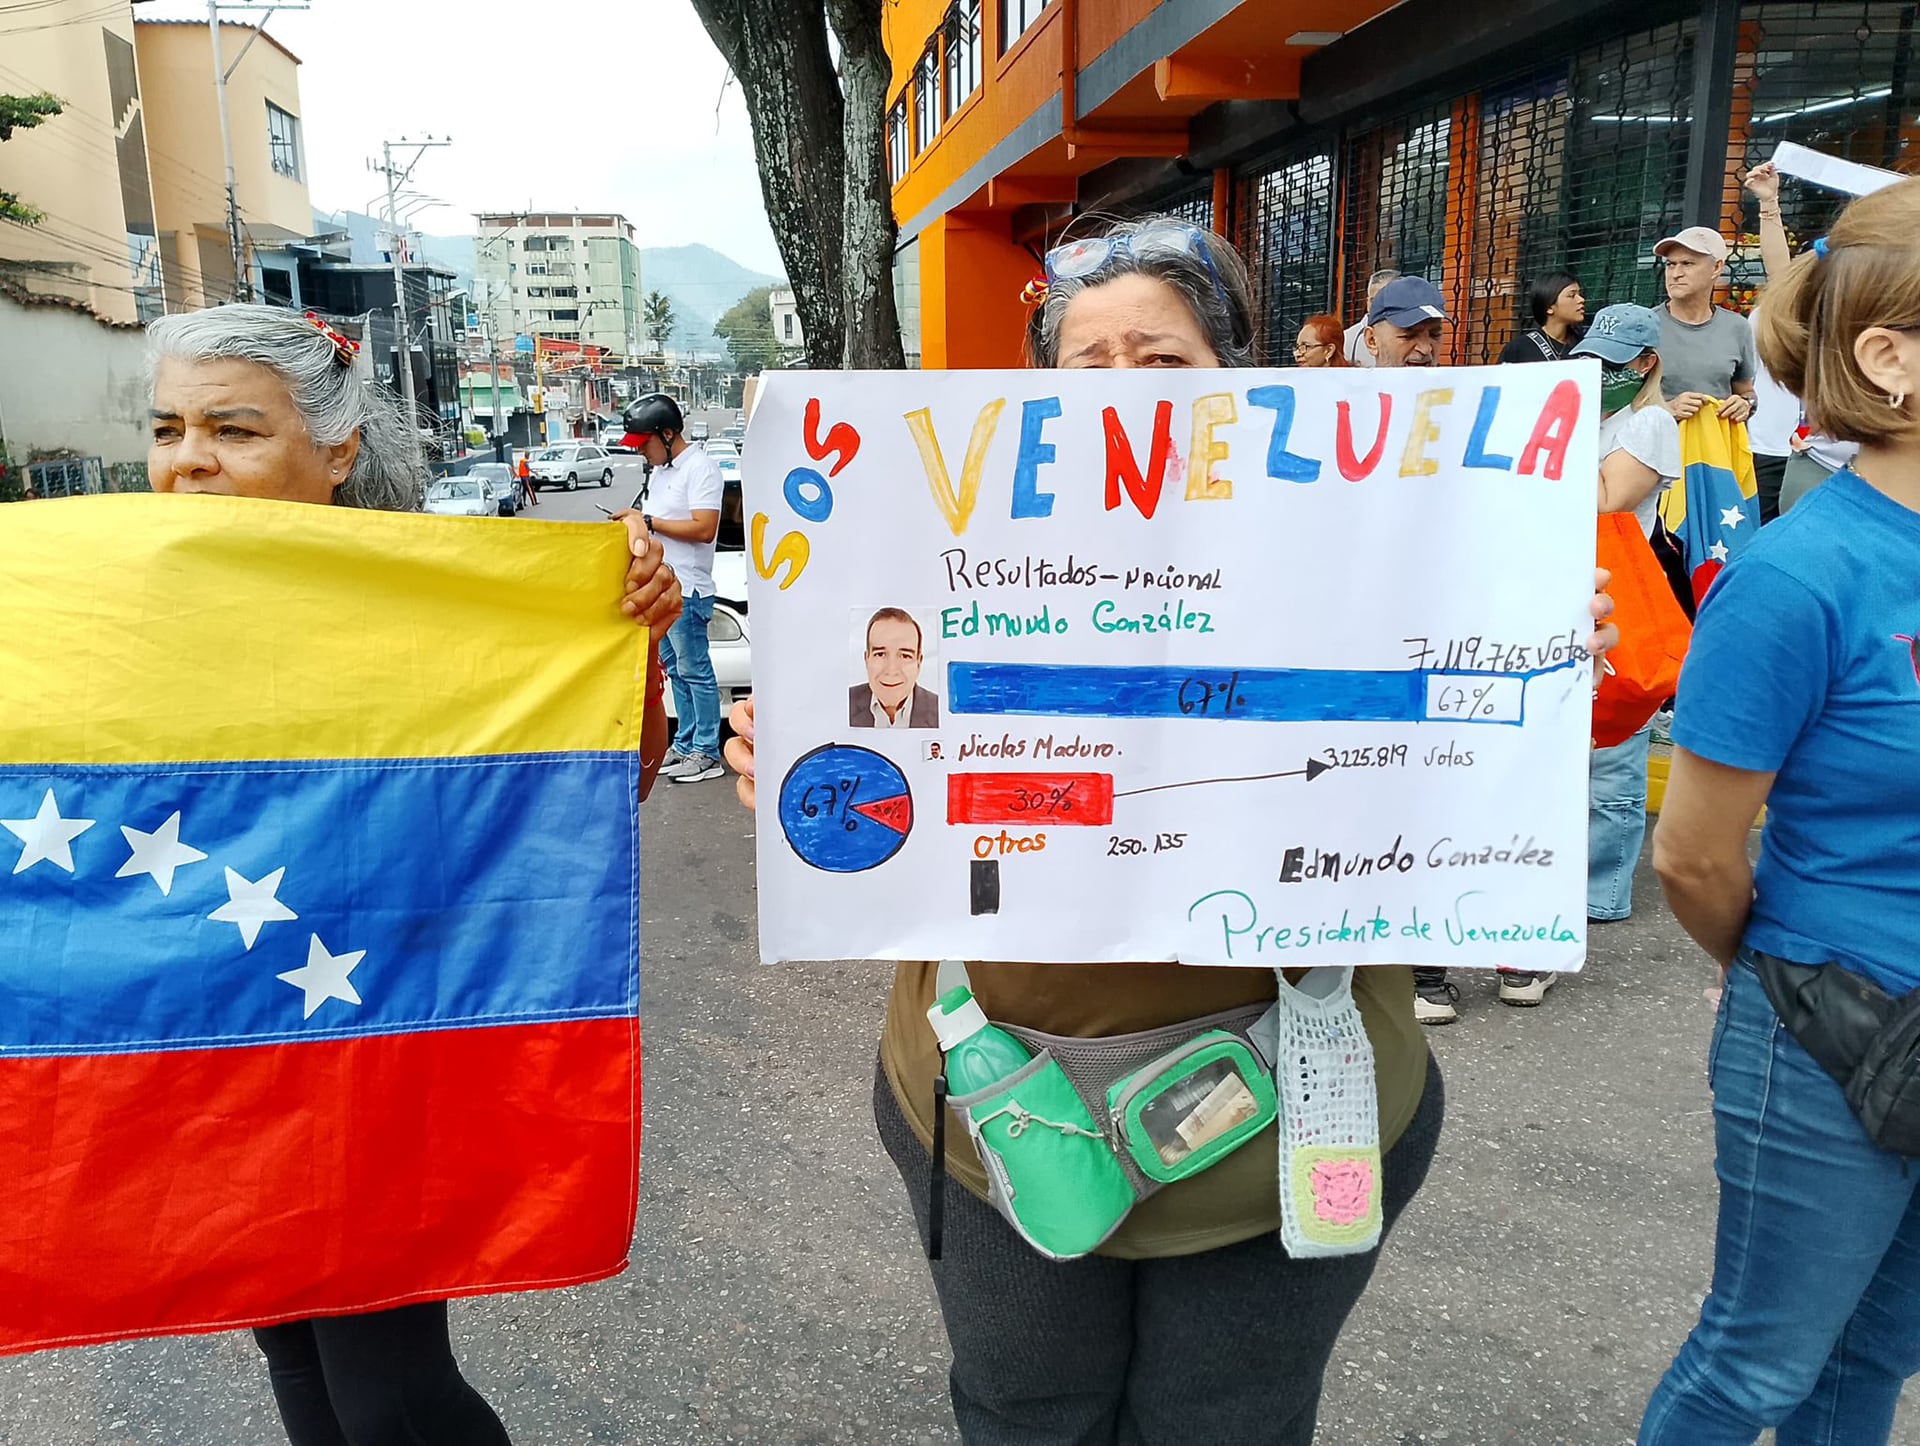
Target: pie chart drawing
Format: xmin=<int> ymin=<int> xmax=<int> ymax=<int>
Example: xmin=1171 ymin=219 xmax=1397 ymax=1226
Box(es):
xmin=777 ymin=744 xmax=914 ymax=873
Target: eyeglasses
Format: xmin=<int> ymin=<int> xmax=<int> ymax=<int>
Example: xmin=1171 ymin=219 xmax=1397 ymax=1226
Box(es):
xmin=1044 ymin=221 xmax=1228 ymax=306
xmin=1293 ymin=341 xmax=1333 ymax=356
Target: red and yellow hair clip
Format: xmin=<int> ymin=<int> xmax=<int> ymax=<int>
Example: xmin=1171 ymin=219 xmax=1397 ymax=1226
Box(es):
xmin=1020 ymin=275 xmax=1050 ymax=306
xmin=304 ymin=311 xmax=361 ymax=367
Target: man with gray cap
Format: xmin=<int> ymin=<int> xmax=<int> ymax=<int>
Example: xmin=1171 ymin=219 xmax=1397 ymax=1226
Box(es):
xmin=1653 ymin=225 xmax=1755 ymax=425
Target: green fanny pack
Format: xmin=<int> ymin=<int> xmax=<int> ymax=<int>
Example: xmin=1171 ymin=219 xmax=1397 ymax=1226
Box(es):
xmin=928 ymin=961 xmax=1384 ymax=1262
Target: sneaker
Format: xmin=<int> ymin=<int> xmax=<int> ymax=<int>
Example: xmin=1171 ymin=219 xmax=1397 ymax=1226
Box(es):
xmin=1650 ymin=706 xmax=1675 ymax=746
xmin=1413 ymin=977 xmax=1460 ymax=1025
xmin=659 ymin=747 xmax=689 ymax=771
xmin=670 ymin=754 xmax=725 ymax=783
xmin=1497 ymin=969 xmax=1558 ymax=1007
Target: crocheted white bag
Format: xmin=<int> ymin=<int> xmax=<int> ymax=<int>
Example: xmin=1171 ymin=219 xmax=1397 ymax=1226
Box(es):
xmin=1251 ymin=967 xmax=1383 ymax=1258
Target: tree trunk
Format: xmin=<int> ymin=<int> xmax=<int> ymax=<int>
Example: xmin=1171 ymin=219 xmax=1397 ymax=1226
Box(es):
xmin=825 ymin=0 xmax=906 ymax=369
xmin=690 ymin=0 xmax=847 ymax=369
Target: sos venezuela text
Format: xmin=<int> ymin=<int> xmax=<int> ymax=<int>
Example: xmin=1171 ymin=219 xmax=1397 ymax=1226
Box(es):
xmin=751 ymin=379 xmax=1582 ymax=589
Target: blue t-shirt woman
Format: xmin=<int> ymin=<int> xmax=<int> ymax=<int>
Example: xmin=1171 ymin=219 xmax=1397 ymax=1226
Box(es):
xmin=1640 ymin=177 xmax=1920 ymax=1446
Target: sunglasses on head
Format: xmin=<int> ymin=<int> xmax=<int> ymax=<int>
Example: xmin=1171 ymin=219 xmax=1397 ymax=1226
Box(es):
xmin=1043 ymin=221 xmax=1229 ymax=307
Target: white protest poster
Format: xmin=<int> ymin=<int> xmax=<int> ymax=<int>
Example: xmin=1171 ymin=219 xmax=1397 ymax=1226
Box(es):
xmin=742 ymin=365 xmax=1597 ymax=969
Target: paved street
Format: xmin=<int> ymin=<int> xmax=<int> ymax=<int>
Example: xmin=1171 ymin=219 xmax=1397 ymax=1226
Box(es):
xmin=1 ymin=507 xmax=1912 ymax=1441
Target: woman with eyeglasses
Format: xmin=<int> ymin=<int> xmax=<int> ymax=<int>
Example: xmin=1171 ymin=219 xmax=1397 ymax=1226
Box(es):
xmin=1292 ymin=313 xmax=1349 ymax=367
xmin=723 ymin=215 xmax=1617 ymax=1446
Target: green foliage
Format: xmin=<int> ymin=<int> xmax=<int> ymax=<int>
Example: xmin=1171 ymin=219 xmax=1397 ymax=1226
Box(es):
xmin=712 ymin=284 xmax=790 ymax=374
xmin=0 ymin=92 xmax=63 ymax=226
xmin=642 ymin=289 xmax=675 ymax=351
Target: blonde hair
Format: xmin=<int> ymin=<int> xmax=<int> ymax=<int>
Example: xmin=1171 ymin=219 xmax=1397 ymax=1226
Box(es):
xmin=1631 ymin=353 xmax=1665 ymax=412
xmin=1755 ymin=179 xmax=1920 ymax=446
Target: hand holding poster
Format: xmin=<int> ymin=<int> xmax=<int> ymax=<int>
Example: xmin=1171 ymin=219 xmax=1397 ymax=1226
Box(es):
xmin=745 ymin=365 xmax=1597 ymax=970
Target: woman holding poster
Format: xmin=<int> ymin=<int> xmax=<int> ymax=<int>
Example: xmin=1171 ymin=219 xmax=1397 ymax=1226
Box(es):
xmin=727 ymin=217 xmax=1617 ymax=1444
xmin=1643 ymin=182 xmax=1920 ymax=1442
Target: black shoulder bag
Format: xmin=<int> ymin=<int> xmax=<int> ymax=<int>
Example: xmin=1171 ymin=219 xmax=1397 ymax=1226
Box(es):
xmin=1753 ymin=952 xmax=1920 ymax=1157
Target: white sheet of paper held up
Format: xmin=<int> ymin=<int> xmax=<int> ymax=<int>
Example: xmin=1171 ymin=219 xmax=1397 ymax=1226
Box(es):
xmin=1771 ymin=140 xmax=1902 ymax=198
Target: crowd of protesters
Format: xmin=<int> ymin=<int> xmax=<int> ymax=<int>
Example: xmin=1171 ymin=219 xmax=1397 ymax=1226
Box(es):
xmin=17 ymin=147 xmax=1916 ymax=1446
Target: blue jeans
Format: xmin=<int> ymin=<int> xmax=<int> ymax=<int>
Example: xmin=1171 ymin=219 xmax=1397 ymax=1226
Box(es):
xmin=1639 ymin=955 xmax=1920 ymax=1444
xmin=657 ymin=591 xmax=719 ymax=759
xmin=1589 ymin=722 xmax=1652 ymax=921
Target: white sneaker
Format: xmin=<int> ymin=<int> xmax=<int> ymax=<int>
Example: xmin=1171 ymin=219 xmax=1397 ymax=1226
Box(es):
xmin=1497 ymin=970 xmax=1557 ymax=1007
xmin=670 ymin=755 xmax=725 ymax=783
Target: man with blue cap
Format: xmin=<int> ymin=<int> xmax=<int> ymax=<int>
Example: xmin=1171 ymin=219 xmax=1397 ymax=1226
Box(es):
xmin=1363 ymin=276 xmax=1450 ymax=367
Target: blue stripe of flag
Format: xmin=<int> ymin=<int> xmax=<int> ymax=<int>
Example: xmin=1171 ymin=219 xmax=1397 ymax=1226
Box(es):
xmin=0 ymin=755 xmax=637 ymax=1056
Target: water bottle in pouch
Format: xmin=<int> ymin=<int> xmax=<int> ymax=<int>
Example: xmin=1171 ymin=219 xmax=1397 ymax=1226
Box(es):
xmin=930 ymin=986 xmax=1136 ymax=1260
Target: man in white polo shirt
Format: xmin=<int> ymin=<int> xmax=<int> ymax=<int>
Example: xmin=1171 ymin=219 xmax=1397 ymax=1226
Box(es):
xmin=624 ymin=392 xmax=726 ymax=782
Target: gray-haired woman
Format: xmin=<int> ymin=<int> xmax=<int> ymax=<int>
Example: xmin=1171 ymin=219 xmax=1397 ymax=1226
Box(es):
xmin=143 ymin=304 xmax=680 ymax=1446
xmin=723 ymin=215 xmax=1620 ymax=1443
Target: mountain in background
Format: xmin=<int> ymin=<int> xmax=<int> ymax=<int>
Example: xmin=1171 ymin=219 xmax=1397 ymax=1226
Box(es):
xmin=311 ymin=210 xmax=778 ymax=355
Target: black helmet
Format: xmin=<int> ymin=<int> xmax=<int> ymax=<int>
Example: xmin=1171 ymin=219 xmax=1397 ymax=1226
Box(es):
xmin=621 ymin=392 xmax=683 ymax=447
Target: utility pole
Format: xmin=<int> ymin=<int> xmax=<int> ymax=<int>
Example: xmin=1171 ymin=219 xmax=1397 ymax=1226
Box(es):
xmin=483 ymin=317 xmax=506 ymax=461
xmin=371 ymin=136 xmax=450 ymax=434
xmin=205 ymin=2 xmax=307 ymax=302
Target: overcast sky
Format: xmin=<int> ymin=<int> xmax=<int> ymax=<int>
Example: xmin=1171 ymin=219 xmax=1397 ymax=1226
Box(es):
xmin=141 ymin=0 xmax=784 ymax=273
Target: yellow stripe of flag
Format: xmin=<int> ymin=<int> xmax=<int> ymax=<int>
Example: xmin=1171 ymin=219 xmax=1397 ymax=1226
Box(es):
xmin=0 ymin=495 xmax=646 ymax=764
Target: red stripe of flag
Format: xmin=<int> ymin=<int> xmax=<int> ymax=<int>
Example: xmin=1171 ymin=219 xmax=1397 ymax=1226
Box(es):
xmin=0 ymin=1018 xmax=639 ymax=1355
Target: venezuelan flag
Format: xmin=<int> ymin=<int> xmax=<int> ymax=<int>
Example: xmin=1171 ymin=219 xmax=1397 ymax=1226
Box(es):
xmin=0 ymin=494 xmax=645 ymax=1356
xmin=1659 ymin=410 xmax=1760 ymax=609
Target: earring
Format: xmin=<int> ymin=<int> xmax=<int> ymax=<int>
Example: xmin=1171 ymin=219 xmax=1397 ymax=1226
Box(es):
xmin=1892 ymin=393 xmax=1908 ymax=410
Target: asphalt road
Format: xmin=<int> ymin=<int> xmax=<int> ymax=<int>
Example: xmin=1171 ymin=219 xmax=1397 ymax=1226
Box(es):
xmin=4 ymin=503 xmax=1913 ymax=1441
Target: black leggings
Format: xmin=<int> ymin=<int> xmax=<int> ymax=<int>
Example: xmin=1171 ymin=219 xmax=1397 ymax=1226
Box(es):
xmin=877 ymin=1052 xmax=1445 ymax=1445
xmin=253 ymin=1301 xmax=511 ymax=1446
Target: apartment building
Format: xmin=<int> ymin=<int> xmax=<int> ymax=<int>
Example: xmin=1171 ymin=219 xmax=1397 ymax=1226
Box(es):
xmin=0 ymin=3 xmax=313 ymax=322
xmin=473 ymin=212 xmax=643 ymax=358
xmin=0 ymin=2 xmax=162 ymax=323
xmin=132 ymin=18 xmax=313 ymax=311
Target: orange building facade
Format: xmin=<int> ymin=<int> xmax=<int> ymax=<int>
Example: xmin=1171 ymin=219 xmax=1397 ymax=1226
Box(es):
xmin=883 ymin=0 xmax=1920 ymax=369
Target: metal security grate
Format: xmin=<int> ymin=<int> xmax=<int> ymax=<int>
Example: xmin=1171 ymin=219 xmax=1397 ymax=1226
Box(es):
xmin=1238 ymin=148 xmax=1335 ymax=363
xmin=1341 ymin=103 xmax=1455 ymax=334
xmin=1724 ymin=2 xmax=1920 ymax=305
xmin=1461 ymin=75 xmax=1573 ymax=361
xmin=1563 ymin=19 xmax=1698 ymax=309
xmin=1159 ymin=186 xmax=1214 ymax=231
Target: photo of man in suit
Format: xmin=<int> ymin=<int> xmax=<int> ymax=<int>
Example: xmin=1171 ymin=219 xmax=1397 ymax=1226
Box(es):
xmin=850 ymin=608 xmax=940 ymax=729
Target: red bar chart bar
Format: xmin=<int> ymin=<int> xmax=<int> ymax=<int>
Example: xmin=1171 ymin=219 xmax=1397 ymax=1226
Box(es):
xmin=947 ymin=772 xmax=1115 ymax=826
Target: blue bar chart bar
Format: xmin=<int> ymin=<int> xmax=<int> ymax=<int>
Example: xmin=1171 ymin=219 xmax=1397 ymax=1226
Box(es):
xmin=946 ymin=662 xmax=1536 ymax=725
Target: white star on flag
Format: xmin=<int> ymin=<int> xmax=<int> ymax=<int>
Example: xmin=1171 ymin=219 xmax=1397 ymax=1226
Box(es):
xmin=116 ymin=811 xmax=208 ymax=896
xmin=3 ymin=789 xmax=96 ymax=875
xmin=1709 ymin=541 xmax=1730 ymax=562
xmin=1720 ymin=506 xmax=1746 ymax=531
xmin=277 ymin=934 xmax=365 ymax=1019
xmin=209 ymin=866 xmax=298 ymax=949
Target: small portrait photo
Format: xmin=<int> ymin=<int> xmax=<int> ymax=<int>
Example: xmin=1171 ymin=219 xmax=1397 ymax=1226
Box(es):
xmin=850 ymin=606 xmax=941 ymax=730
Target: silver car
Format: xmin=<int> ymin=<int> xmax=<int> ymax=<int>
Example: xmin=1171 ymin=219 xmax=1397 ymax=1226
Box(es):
xmin=424 ymin=477 xmax=498 ymax=517
xmin=527 ymin=442 xmax=615 ymax=492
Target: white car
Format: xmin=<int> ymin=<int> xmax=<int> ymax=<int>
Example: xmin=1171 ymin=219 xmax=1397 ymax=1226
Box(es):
xmin=702 ymin=439 xmax=739 ymax=461
xmin=662 ymin=550 xmax=751 ymax=723
xmin=527 ymin=442 xmax=615 ymax=491
xmin=424 ymin=476 xmax=499 ymax=517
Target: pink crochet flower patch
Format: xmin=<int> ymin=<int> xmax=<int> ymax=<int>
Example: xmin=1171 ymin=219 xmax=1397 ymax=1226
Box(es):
xmin=1310 ymin=1157 xmax=1375 ymax=1227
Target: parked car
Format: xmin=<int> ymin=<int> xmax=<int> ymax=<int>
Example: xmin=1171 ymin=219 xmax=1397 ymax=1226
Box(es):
xmin=467 ymin=461 xmax=522 ymax=514
xmin=424 ymin=477 xmax=499 ymax=517
xmin=597 ymin=425 xmax=630 ymax=450
xmin=662 ymin=550 xmax=752 ymax=724
xmin=527 ymin=442 xmax=614 ymax=491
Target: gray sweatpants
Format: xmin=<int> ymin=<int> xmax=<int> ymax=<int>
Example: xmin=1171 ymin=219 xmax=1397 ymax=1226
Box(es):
xmin=875 ymin=1052 xmax=1445 ymax=1445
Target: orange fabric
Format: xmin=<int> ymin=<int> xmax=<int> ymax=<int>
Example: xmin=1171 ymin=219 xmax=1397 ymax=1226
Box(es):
xmin=1593 ymin=510 xmax=1691 ymax=749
